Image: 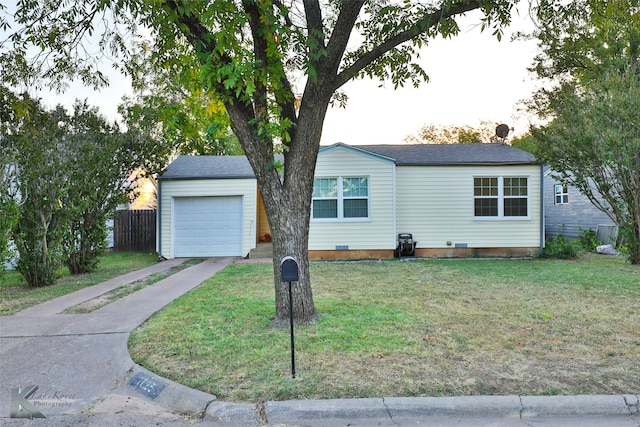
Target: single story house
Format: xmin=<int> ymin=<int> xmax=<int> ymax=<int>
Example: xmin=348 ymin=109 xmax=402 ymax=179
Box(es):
xmin=157 ymin=142 xmax=543 ymax=259
xmin=543 ymin=168 xmax=617 ymax=244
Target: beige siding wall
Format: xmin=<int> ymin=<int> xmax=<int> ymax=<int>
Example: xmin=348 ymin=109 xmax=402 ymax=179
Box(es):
xmin=158 ymin=178 xmax=257 ymax=258
xmin=309 ymin=147 xmax=396 ymax=250
xmin=396 ymin=165 xmax=542 ymax=248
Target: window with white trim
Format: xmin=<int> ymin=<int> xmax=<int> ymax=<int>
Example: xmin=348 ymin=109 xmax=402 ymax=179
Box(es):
xmin=474 ymin=176 xmax=529 ymax=219
xmin=312 ymin=177 xmax=369 ymax=220
xmin=554 ymin=184 xmax=568 ymax=205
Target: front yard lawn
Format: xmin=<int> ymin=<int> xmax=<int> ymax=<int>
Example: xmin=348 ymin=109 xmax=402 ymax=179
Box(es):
xmin=128 ymin=254 xmax=640 ymax=403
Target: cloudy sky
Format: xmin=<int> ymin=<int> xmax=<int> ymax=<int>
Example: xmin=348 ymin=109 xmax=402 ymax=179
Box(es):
xmin=28 ymin=6 xmax=542 ymax=146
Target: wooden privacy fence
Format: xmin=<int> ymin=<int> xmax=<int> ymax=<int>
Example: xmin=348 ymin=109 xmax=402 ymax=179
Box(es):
xmin=113 ymin=209 xmax=156 ymax=252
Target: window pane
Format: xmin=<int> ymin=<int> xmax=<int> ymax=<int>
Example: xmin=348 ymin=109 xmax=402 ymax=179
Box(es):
xmin=343 ymin=177 xmax=368 ymax=197
xmin=474 ymin=198 xmax=498 ymax=216
xmin=313 ymin=178 xmax=337 ymax=198
xmin=554 ymin=184 xmax=568 ymax=205
xmin=344 ymin=199 xmax=368 ymax=218
xmin=504 ymin=198 xmax=528 ymax=216
xmin=505 ymin=177 xmax=528 ymax=196
xmin=313 ymin=200 xmax=337 ymax=218
xmin=475 ymin=177 xmax=498 ymax=196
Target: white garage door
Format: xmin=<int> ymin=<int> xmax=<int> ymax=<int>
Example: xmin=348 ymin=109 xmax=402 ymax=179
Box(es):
xmin=174 ymin=196 xmax=243 ymax=257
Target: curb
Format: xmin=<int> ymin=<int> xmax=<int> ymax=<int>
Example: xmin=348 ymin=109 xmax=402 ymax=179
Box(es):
xmin=521 ymin=394 xmax=640 ymax=417
xmin=120 ymin=365 xmax=217 ymax=417
xmin=205 ymin=401 xmax=261 ymax=425
xmin=256 ymin=394 xmax=640 ymax=425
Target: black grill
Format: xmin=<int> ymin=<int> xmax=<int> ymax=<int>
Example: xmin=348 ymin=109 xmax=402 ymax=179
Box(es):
xmin=394 ymin=233 xmax=417 ymax=258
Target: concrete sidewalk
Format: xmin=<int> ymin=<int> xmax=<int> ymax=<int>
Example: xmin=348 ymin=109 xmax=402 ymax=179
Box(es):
xmin=1 ymin=257 xmax=638 ymax=426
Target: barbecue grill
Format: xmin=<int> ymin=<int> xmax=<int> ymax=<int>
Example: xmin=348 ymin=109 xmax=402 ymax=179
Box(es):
xmin=394 ymin=233 xmax=417 ymax=258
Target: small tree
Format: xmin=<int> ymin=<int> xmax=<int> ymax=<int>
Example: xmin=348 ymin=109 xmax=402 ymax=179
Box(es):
xmin=62 ymin=100 xmax=134 ymax=274
xmin=2 ymin=92 xmax=157 ymax=283
xmin=10 ymin=102 xmax=70 ymax=287
xmin=527 ymin=0 xmax=640 ymax=264
xmin=532 ymin=69 xmax=640 ymax=264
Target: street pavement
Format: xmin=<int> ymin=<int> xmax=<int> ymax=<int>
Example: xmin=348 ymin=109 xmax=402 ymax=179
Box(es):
xmin=1 ymin=257 xmax=638 ymax=426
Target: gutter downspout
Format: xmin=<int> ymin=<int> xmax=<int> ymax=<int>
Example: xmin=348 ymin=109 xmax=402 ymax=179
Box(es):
xmin=392 ymin=162 xmax=397 ymax=252
xmin=540 ymin=164 xmax=545 ymax=253
xmin=157 ymin=179 xmax=163 ymax=260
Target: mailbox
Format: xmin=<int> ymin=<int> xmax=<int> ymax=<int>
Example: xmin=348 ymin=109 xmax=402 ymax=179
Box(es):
xmin=280 ymin=256 xmax=299 ymax=282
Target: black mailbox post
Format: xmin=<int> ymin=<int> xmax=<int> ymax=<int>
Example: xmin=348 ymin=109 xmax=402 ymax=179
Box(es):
xmin=280 ymin=256 xmax=299 ymax=378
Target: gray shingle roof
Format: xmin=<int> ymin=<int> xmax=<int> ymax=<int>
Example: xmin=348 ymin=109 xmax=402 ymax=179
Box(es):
xmin=159 ymin=155 xmax=255 ymax=180
xmin=160 ymin=144 xmax=537 ymax=180
xmin=351 ymin=143 xmax=537 ymax=165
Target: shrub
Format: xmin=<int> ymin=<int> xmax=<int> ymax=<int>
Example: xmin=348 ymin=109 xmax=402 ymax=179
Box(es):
xmin=541 ymin=234 xmax=579 ymax=259
xmin=578 ymin=227 xmax=601 ymax=252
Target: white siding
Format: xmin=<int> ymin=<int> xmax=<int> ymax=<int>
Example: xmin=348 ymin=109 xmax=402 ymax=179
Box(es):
xmin=396 ymin=165 xmax=542 ymax=248
xmin=309 ymin=146 xmax=396 ymax=250
xmin=159 ymin=178 xmax=257 ymax=258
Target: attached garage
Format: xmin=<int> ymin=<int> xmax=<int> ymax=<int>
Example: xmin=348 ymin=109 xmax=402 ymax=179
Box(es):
xmin=173 ymin=196 xmax=243 ymax=257
xmin=157 ymin=156 xmax=260 ymax=259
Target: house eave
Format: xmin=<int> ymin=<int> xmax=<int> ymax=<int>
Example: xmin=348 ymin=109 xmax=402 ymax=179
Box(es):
xmin=397 ymin=161 xmax=540 ymax=167
xmin=158 ymin=175 xmax=256 ymax=181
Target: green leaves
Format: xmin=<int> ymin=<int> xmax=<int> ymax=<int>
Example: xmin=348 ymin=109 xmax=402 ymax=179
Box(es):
xmin=532 ymin=68 xmax=640 ymax=264
xmin=1 ymin=91 xmax=156 ymax=284
xmin=530 ymin=0 xmax=640 ymax=84
xmin=525 ymin=0 xmax=640 ymax=263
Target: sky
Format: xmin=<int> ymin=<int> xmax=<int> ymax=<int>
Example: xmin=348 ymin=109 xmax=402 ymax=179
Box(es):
xmin=29 ymin=6 xmax=542 ymax=146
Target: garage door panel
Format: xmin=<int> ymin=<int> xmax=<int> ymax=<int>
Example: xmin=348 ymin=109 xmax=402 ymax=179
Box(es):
xmin=174 ymin=196 xmax=243 ymax=257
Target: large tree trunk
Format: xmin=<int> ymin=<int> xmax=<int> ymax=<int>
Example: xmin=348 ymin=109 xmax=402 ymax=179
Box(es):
xmin=267 ymin=200 xmax=319 ymax=327
xmin=227 ymin=94 xmax=329 ymax=325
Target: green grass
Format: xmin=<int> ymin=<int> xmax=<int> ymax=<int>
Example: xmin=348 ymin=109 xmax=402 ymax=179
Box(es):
xmin=0 ymin=252 xmax=158 ymax=315
xmin=128 ymin=254 xmax=640 ymax=403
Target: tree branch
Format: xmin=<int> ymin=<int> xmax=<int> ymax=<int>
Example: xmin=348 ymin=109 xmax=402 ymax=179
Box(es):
xmin=303 ymin=0 xmax=326 ymax=49
xmin=273 ymin=0 xmax=294 ymax=28
xmin=332 ymin=0 xmax=482 ymax=90
xmin=323 ymin=0 xmax=365 ymax=76
xmin=242 ymin=0 xmax=269 ymax=129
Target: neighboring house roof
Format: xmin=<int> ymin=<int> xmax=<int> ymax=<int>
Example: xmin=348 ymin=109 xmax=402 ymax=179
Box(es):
xmin=160 ymin=143 xmax=537 ymax=179
xmin=351 ymin=143 xmax=537 ymax=166
xmin=159 ymin=155 xmax=255 ymax=180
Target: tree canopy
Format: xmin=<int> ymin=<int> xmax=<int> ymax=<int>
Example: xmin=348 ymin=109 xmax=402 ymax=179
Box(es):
xmin=404 ymin=121 xmax=507 ymax=144
xmin=525 ymin=0 xmax=640 ymax=263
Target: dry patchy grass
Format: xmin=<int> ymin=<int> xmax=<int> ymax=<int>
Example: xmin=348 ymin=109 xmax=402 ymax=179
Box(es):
xmin=128 ymin=255 xmax=640 ymax=402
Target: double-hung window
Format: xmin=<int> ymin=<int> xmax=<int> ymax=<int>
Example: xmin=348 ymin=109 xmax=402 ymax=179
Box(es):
xmin=554 ymin=184 xmax=568 ymax=205
xmin=312 ymin=177 xmax=369 ymax=220
xmin=474 ymin=176 xmax=529 ymax=219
